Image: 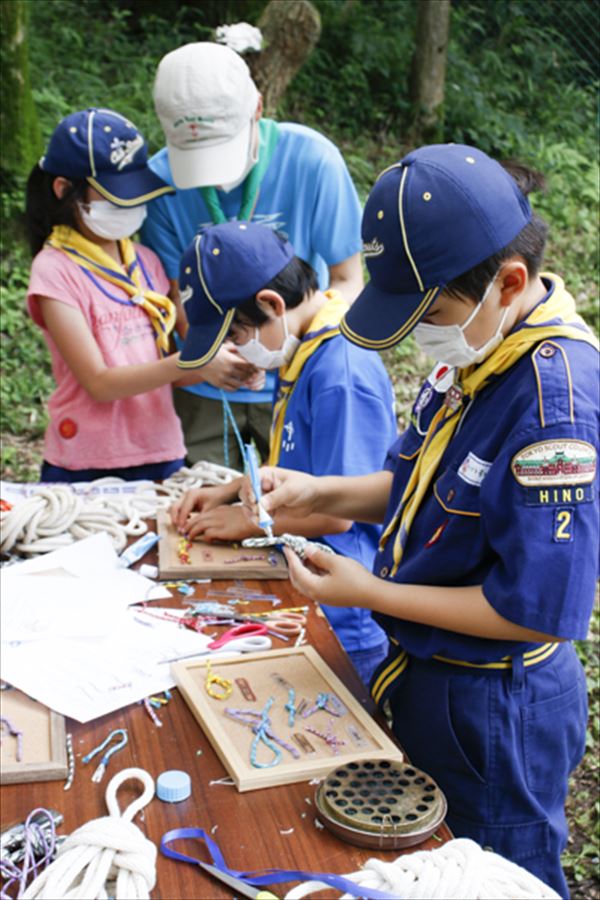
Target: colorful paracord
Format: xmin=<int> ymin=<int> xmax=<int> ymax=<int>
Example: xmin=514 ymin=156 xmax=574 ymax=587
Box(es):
xmin=302 ymin=692 xmax=345 ymax=718
xmin=225 ymin=699 xmax=300 ymax=768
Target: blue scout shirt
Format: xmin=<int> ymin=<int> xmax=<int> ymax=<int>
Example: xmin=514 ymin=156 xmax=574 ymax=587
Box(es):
xmin=141 ymin=123 xmax=362 ymax=405
xmin=375 ymin=295 xmax=599 ymax=662
xmin=275 ymin=333 xmax=398 ymax=652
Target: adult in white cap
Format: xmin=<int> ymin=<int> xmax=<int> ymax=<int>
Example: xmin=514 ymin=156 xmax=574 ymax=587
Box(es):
xmin=142 ymin=42 xmax=364 ymax=468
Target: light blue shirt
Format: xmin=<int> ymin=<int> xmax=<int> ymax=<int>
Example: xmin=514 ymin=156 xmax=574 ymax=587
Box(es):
xmin=141 ymin=122 xmax=362 ymax=404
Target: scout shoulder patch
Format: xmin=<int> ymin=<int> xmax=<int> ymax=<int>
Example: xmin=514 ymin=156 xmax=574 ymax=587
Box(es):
xmin=511 ymin=439 xmax=596 ymax=487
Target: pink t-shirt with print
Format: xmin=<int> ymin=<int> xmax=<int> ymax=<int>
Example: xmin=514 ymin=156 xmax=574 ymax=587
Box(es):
xmin=27 ymin=243 xmax=185 ymax=470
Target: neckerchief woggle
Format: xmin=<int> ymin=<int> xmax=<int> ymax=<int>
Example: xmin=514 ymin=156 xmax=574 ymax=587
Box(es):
xmin=46 ymin=225 xmax=176 ymax=356
xmin=200 ymin=119 xmax=280 ymax=224
xmin=268 ymin=291 xmax=349 ymax=466
xmin=161 ymin=827 xmax=398 ymax=899
xmin=380 ymin=273 xmax=599 ymax=577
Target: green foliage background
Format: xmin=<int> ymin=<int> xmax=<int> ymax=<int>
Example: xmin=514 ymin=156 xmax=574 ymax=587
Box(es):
xmin=1 ymin=0 xmax=597 ymax=452
xmin=0 ymin=1 xmax=598 ymax=893
xmin=1 ymin=0 xmax=597 ymax=450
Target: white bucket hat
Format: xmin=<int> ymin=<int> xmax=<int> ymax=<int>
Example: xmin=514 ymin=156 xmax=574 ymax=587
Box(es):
xmin=153 ymin=42 xmax=259 ymax=189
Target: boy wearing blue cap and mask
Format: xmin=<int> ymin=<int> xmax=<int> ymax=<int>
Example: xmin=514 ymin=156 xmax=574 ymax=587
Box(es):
xmin=243 ymin=145 xmax=599 ymax=896
xmin=169 ymin=221 xmax=398 ymax=685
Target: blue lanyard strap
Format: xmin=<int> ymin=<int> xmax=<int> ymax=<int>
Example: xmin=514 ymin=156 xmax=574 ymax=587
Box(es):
xmin=160 ymin=827 xmax=398 ymax=899
xmin=220 ymin=389 xmax=246 ymax=469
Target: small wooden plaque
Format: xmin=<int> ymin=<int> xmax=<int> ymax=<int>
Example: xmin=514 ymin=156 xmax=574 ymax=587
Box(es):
xmin=157 ymin=510 xmax=288 ymax=580
xmin=0 ymin=690 xmax=68 ymax=784
xmin=172 ymin=646 xmax=403 ymax=791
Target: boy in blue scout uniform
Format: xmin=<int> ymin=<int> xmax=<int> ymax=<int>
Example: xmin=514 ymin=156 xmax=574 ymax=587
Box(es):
xmin=169 ymin=221 xmax=398 ymax=684
xmin=247 ymin=145 xmax=599 ymax=896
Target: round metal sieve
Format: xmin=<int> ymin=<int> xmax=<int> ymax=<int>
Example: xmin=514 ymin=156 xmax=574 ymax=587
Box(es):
xmin=315 ymin=759 xmax=447 ymax=850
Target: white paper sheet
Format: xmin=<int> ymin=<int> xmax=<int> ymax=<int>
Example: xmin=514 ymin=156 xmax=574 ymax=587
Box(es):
xmin=0 ymin=573 xmax=150 ymax=643
xmin=0 ymin=610 xmax=220 ymax=722
xmin=2 ymin=533 xmax=170 ymax=601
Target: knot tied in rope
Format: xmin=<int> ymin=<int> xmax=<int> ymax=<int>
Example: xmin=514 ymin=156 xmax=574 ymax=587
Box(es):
xmin=22 ymin=767 xmax=156 ymax=900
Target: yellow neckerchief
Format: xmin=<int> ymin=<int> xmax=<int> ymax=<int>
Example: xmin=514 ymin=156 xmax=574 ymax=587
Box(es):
xmin=381 ymin=273 xmax=599 ymax=577
xmin=46 ymin=225 xmax=176 ymax=355
xmin=268 ymin=291 xmax=349 ymax=466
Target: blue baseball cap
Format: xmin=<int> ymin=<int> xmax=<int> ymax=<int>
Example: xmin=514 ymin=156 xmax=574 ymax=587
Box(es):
xmin=39 ymin=108 xmax=173 ymax=207
xmin=177 ymin=222 xmax=295 ymax=369
xmin=340 ymin=143 xmax=532 ymax=350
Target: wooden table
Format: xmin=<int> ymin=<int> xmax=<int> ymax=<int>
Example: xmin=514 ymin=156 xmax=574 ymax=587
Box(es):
xmin=1 ymin=568 xmax=451 ymax=898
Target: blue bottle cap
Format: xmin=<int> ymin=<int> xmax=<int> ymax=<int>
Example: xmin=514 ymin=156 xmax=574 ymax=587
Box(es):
xmin=156 ymin=770 xmax=191 ymax=803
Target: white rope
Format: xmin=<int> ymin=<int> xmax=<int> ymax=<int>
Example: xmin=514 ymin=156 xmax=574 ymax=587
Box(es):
xmin=0 ymin=461 xmax=241 ymax=557
xmin=284 ymin=838 xmax=561 ymax=900
xmin=22 ymin=768 xmax=156 ymax=900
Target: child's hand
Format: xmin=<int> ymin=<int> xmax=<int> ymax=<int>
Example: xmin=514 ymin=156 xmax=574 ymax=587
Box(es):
xmin=239 ymin=466 xmax=321 ymax=525
xmin=200 ymin=342 xmax=259 ymax=391
xmin=242 ymin=370 xmax=266 ymax=391
xmin=183 ymin=505 xmax=257 ymax=542
xmin=283 ymin=545 xmax=375 ymax=608
xmin=170 ymin=480 xmax=241 ymax=531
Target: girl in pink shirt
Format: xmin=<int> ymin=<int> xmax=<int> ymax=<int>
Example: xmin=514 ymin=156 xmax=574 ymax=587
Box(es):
xmin=24 ymin=108 xmax=239 ymax=481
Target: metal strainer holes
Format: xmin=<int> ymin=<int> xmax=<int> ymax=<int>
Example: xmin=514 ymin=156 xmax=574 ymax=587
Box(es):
xmin=316 ymin=759 xmax=447 ymax=848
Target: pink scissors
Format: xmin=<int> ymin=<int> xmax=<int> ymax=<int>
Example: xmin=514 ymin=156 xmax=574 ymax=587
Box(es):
xmin=208 ymin=623 xmax=271 ymax=652
xmin=259 ymin=610 xmax=306 ymax=638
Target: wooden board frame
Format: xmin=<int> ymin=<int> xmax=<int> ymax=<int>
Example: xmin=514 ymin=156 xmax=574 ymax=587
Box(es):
xmin=0 ymin=690 xmax=68 ymax=784
xmin=172 ymin=646 xmax=402 ymax=791
xmin=157 ymin=510 xmax=288 ymax=580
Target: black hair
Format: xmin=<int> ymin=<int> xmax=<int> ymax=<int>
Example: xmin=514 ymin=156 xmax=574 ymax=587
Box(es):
xmin=25 ymin=165 xmax=88 ymax=256
xmin=233 ymin=235 xmax=319 ymax=326
xmin=444 ymin=160 xmax=549 ymax=303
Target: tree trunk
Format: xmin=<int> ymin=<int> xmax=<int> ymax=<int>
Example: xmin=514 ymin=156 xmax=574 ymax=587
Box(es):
xmin=0 ymin=0 xmax=41 ymax=179
xmin=409 ymin=0 xmax=451 ymax=145
xmin=247 ymin=0 xmax=322 ymax=116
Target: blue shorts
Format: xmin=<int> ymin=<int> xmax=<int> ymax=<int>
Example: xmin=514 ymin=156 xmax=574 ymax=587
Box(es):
xmin=372 ymin=641 xmax=587 ymax=898
xmin=40 ymin=458 xmax=185 ymax=483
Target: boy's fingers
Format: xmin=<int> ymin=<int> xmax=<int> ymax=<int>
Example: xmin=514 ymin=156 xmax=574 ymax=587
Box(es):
xmin=177 ymin=494 xmax=199 ymax=527
xmin=283 ymin=546 xmax=306 ymax=580
xmin=261 ymin=481 xmax=294 ymax=513
xmin=302 ymin=545 xmax=333 ymax=572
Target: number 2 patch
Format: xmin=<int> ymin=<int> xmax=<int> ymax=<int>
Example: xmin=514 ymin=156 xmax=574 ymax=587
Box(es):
xmin=553 ymin=507 xmax=574 ymax=543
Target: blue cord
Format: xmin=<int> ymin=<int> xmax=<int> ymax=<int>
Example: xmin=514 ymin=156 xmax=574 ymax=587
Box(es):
xmin=220 ymin=390 xmax=246 ymax=469
xmin=82 ymin=728 xmax=128 ymax=782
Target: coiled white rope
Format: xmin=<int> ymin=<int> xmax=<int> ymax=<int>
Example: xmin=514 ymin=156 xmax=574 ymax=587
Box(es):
xmin=22 ymin=768 xmax=156 ymax=900
xmin=0 ymin=461 xmax=241 ymax=557
xmin=284 ymin=838 xmax=560 ymax=899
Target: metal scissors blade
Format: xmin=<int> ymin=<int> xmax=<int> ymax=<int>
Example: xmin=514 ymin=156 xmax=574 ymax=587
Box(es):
xmin=197 ymin=861 xmax=279 ymax=899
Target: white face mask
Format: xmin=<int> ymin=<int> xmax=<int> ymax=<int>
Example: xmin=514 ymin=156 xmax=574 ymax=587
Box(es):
xmin=218 ymin=120 xmax=259 ymax=193
xmin=236 ymin=314 xmax=300 ymax=370
xmin=413 ymin=273 xmax=509 ymax=368
xmin=78 ymin=200 xmax=147 ymax=240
